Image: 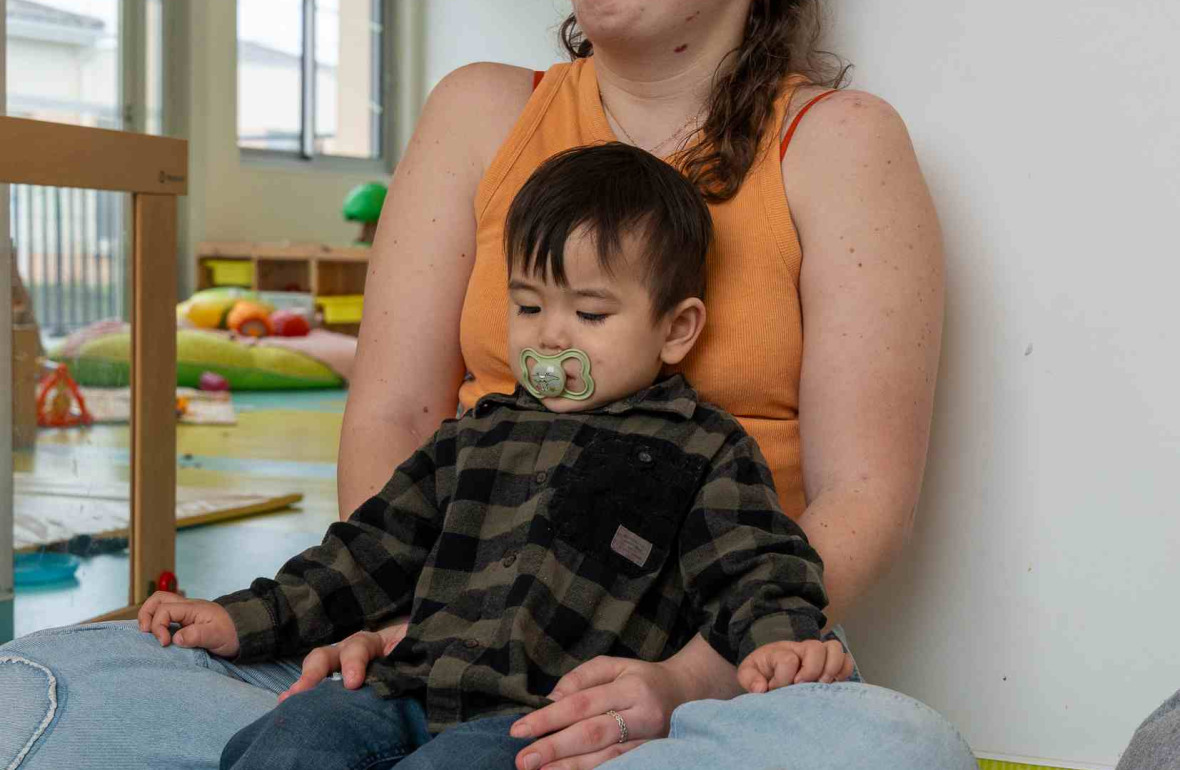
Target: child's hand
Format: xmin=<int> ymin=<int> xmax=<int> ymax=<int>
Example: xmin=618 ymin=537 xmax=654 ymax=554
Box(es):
xmin=137 ymin=591 xmax=240 ymax=658
xmin=737 ymin=639 xmax=853 ymax=693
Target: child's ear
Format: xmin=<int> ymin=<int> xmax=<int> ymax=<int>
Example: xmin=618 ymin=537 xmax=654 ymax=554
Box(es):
xmin=660 ymin=298 xmax=706 ymax=366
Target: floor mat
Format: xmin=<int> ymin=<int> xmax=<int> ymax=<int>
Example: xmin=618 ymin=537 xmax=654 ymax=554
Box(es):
xmin=80 ymin=386 xmax=237 ymax=425
xmin=14 ymin=475 xmax=301 ymax=553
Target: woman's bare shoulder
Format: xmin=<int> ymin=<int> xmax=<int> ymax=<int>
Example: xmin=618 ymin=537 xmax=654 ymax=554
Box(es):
xmin=425 ymin=62 xmax=539 ymax=169
xmin=779 ymin=87 xmax=920 ymax=219
xmin=780 ymin=87 xmax=911 ymax=170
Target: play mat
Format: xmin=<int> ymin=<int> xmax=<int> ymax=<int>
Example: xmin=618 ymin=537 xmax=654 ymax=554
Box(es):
xmin=50 ymin=321 xmax=351 ymax=390
xmin=14 ymin=474 xmax=303 ymax=553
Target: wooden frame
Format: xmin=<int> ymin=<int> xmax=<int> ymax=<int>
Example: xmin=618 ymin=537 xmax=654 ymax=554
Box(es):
xmin=0 ymin=117 xmax=187 ymax=610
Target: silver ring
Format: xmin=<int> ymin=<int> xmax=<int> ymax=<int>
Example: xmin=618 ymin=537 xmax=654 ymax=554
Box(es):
xmin=605 ymin=709 xmax=628 ymax=743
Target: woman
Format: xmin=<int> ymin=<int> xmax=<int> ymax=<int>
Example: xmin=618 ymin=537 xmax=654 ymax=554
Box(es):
xmin=0 ymin=2 xmax=973 ymax=768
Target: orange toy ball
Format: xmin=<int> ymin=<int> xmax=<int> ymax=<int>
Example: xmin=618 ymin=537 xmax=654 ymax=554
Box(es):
xmin=226 ymin=301 xmax=274 ymax=338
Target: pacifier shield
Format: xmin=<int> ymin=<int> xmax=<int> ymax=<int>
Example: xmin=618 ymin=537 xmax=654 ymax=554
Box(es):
xmin=519 ymin=348 xmax=594 ymax=401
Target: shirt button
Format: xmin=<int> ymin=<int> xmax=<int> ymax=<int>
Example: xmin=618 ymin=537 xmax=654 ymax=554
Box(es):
xmin=637 ymin=450 xmax=653 ymax=464
xmin=535 ymin=471 xmax=548 ymax=484
xmin=502 ymin=551 xmax=517 ymax=567
xmin=464 ymin=639 xmax=479 ymax=649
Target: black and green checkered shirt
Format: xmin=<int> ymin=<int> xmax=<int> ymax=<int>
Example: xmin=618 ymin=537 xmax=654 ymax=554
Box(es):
xmin=216 ymin=375 xmax=827 ymax=732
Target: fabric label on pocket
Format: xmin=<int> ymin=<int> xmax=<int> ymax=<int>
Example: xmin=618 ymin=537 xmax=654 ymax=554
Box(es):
xmin=610 ymin=525 xmax=653 ymax=568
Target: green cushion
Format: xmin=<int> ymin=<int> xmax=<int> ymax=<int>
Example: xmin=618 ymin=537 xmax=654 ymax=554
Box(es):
xmin=53 ymin=330 xmax=343 ymax=390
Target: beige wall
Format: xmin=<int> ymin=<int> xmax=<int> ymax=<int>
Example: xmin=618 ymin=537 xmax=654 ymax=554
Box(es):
xmin=178 ymin=0 xmax=384 ymax=295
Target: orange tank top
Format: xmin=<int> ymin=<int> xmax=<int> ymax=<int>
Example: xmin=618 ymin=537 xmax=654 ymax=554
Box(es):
xmin=459 ymin=58 xmax=813 ymax=518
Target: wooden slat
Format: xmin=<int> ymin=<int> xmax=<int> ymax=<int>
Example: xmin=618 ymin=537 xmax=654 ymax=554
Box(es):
xmin=0 ymin=117 xmax=187 ymax=195
xmin=197 ymin=240 xmax=371 ymax=261
xmin=130 ymin=194 xmax=178 ymax=604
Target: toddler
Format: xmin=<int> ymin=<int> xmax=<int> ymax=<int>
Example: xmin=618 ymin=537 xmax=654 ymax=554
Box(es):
xmin=140 ymin=142 xmax=845 ymax=770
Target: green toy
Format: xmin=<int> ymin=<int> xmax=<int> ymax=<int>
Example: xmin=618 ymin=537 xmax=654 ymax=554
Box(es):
xmin=342 ymin=182 xmax=387 ymax=244
xmin=519 ymin=348 xmax=595 ymax=401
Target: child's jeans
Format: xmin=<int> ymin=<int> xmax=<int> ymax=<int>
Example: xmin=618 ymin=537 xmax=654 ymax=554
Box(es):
xmin=220 ymin=679 xmax=533 ymax=770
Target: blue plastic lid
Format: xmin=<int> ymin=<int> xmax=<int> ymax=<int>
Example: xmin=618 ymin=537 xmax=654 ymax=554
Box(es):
xmin=15 ymin=552 xmax=81 ymax=587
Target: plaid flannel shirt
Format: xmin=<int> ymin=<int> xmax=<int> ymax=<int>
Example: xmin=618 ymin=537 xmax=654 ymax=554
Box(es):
xmin=216 ymin=374 xmax=827 ymax=732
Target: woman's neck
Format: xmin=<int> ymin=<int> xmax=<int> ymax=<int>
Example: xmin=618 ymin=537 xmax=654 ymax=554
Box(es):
xmin=590 ymin=6 xmax=747 ymax=154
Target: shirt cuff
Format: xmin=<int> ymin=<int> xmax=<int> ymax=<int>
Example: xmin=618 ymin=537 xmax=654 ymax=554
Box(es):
xmin=739 ymin=611 xmax=823 ymax=662
xmin=214 ymin=588 xmax=279 ymax=663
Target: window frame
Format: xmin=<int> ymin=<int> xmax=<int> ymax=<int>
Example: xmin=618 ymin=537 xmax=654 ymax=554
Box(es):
xmin=237 ymin=0 xmax=396 ymax=173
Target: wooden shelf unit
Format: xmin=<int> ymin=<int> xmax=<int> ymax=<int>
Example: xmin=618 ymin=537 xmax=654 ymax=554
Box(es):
xmin=195 ymin=241 xmax=370 ymax=334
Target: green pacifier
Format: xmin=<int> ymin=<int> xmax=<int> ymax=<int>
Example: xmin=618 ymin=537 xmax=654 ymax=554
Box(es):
xmin=519 ymin=348 xmax=595 ymax=401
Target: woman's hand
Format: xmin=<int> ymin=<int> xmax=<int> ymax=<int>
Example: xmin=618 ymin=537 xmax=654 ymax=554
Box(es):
xmin=276 ymin=618 xmax=409 ymax=703
xmin=509 ymin=656 xmax=691 ymax=770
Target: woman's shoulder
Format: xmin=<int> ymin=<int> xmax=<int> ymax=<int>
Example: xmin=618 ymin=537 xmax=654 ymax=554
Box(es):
xmin=424 ymin=62 xmax=541 ymax=170
xmin=779 ymin=86 xmax=912 ymax=169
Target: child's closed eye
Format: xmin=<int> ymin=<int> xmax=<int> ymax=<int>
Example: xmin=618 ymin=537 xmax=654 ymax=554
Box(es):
xmin=576 ymin=312 xmax=608 ymax=325
xmin=516 ymin=305 xmax=541 ymax=316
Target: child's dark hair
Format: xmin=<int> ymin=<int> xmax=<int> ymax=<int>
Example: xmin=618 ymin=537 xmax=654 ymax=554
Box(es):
xmin=504 ymin=142 xmax=713 ymax=319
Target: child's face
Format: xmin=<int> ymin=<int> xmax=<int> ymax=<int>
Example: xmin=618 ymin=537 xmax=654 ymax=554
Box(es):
xmin=508 ymin=228 xmax=689 ymax=413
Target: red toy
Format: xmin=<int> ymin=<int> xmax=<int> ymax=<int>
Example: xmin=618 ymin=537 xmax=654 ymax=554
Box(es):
xmin=270 ymin=309 xmax=311 ymax=337
xmin=36 ymin=364 xmax=94 ymax=428
xmin=156 ymin=570 xmax=178 ymax=593
xmin=198 ymin=371 xmax=231 ymax=391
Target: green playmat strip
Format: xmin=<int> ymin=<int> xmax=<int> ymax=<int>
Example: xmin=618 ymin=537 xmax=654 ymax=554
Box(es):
xmin=978 ymin=761 xmax=1073 ymax=770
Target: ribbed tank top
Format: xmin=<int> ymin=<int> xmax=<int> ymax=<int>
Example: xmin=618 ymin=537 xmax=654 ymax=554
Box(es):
xmin=459 ymin=57 xmax=811 ymax=518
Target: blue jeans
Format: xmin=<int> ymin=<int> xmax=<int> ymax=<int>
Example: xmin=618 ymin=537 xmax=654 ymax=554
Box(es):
xmin=0 ymin=621 xmax=977 ymax=769
xmin=221 ymin=681 xmax=531 ymax=769
xmin=1116 ymin=688 xmax=1180 ymax=770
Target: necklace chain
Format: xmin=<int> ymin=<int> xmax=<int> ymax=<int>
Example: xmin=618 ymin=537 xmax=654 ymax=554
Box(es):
xmin=600 ymin=95 xmax=701 ymax=158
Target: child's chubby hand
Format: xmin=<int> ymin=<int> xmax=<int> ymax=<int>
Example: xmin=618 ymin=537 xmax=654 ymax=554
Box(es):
xmin=137 ymin=591 xmax=240 ymax=658
xmin=737 ymin=638 xmax=854 ymax=693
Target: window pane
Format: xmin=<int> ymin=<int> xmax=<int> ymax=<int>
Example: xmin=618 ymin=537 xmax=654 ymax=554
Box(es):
xmin=238 ymin=0 xmax=304 ymax=152
xmin=146 ymin=0 xmax=163 ymax=135
xmin=314 ymin=0 xmax=382 ymax=159
xmin=6 ymin=0 xmax=121 ymax=129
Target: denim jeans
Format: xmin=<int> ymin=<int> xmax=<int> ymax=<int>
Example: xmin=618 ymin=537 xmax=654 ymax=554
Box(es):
xmin=1116 ymin=688 xmax=1180 ymax=770
xmin=0 ymin=621 xmax=977 ymax=769
xmin=221 ymin=680 xmax=532 ymax=769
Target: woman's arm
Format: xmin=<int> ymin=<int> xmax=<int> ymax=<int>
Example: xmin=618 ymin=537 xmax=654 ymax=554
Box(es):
xmin=338 ymin=63 xmax=536 ymax=518
xmin=783 ymin=88 xmax=946 ymax=624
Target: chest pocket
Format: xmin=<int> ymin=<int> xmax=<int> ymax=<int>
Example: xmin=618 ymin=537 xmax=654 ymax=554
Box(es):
xmin=549 ymin=437 xmax=709 ymax=577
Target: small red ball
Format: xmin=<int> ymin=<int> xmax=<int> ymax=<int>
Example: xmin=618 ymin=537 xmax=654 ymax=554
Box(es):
xmin=157 ymin=570 xmax=178 ymax=593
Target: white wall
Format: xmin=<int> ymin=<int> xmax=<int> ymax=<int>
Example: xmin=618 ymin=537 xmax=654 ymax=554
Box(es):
xmin=413 ymin=1 xmax=1180 ymax=767
xmin=421 ymin=0 xmax=568 ymax=93
xmin=831 ymin=2 xmax=1180 ymax=767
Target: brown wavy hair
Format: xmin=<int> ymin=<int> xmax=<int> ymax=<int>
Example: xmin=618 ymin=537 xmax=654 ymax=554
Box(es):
xmin=560 ymin=1 xmax=851 ymax=202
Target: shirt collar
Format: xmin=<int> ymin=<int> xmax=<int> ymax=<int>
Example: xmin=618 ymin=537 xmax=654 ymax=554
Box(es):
xmin=474 ymin=374 xmax=698 ymax=420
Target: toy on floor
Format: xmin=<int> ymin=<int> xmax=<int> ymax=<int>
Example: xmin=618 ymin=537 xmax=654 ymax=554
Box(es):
xmin=199 ymin=371 xmax=231 ymax=391
xmin=178 ymin=287 xmax=261 ymax=330
xmin=270 ymin=309 xmax=311 ymax=337
xmin=36 ymin=363 xmax=93 ymax=428
xmin=226 ymin=300 xmax=274 ymax=338
xmin=175 ymin=394 xmax=190 ymax=418
xmin=156 ymin=570 xmax=179 ymax=593
xmin=14 ymin=552 xmax=81 ymax=587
